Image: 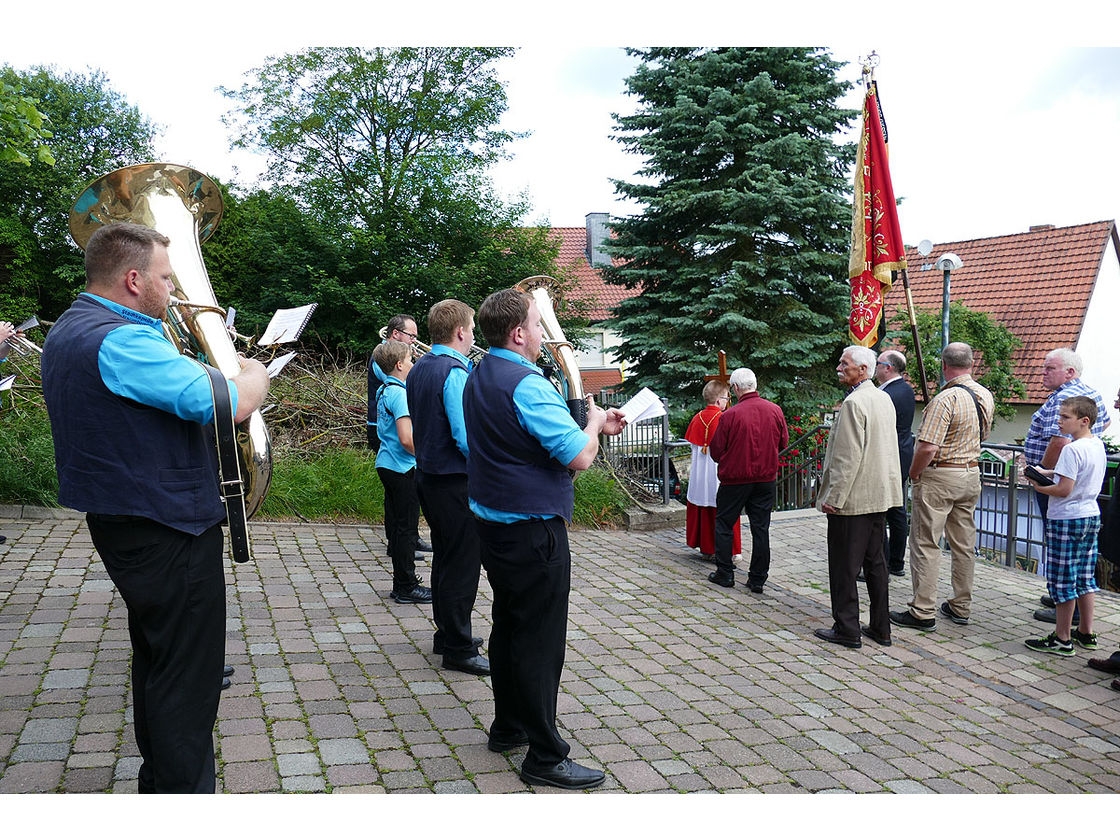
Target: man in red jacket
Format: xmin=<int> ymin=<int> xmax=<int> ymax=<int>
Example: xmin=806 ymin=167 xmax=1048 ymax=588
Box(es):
xmin=708 ymin=367 xmax=789 ymax=592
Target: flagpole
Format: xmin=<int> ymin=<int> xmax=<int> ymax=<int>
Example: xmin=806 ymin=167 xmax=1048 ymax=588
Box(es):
xmin=896 ymin=268 xmax=930 ymax=404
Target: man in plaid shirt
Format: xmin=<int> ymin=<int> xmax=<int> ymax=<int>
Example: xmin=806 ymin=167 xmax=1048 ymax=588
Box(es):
xmin=1024 ymin=348 xmax=1110 ymax=623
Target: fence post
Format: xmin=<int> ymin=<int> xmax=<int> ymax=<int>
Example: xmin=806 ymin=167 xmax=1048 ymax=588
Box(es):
xmin=1006 ymin=460 xmax=1018 ymax=568
xmin=661 ymin=403 xmax=671 ymax=505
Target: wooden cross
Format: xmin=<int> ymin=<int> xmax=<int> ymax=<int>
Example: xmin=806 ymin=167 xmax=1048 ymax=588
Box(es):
xmin=704 ymin=350 xmax=731 ymax=386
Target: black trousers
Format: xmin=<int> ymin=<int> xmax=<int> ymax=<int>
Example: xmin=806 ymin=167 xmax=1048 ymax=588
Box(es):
xmin=415 ymin=471 xmax=481 ymax=657
xmin=714 ymin=480 xmax=776 ymax=584
xmin=884 ymin=477 xmax=909 ymax=571
xmin=86 ymin=514 xmax=225 ymax=794
xmin=377 ymin=466 xmax=420 ymax=592
xmin=478 ymin=517 xmax=571 ymax=771
xmin=826 ymin=512 xmax=889 ymax=641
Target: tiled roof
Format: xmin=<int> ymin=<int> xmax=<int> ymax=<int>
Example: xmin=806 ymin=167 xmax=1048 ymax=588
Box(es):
xmin=581 ymin=368 xmax=624 ymax=395
xmin=886 ymin=220 xmax=1117 ymax=404
xmin=550 ymin=227 xmax=635 ymax=322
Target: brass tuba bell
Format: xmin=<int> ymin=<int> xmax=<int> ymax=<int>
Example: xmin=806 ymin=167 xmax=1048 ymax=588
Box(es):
xmin=68 ymin=163 xmax=272 ymax=517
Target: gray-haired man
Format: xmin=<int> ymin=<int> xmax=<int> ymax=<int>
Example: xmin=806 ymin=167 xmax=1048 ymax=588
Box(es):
xmin=708 ymin=368 xmax=788 ymax=592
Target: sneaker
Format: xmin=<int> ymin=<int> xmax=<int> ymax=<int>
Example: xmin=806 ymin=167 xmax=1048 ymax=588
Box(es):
xmin=391 ymin=583 xmax=433 ymax=604
xmin=1071 ymin=629 xmax=1098 ymax=650
xmin=889 ymin=609 xmax=935 ymax=630
xmin=939 ymin=601 xmax=969 ymax=626
xmin=1025 ymin=632 xmax=1074 ymax=656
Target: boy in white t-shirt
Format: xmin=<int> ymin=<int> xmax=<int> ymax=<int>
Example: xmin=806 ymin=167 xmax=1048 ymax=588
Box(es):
xmin=1025 ymin=395 xmax=1107 ymax=655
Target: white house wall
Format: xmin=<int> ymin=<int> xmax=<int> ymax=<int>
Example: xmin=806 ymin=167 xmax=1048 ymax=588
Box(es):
xmin=1075 ymin=233 xmax=1120 ymax=437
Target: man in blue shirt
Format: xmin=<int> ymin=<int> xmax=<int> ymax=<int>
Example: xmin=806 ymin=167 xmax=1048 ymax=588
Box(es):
xmin=368 ymin=313 xmax=419 ymax=447
xmin=372 ymin=339 xmax=432 ymax=604
xmin=406 ymin=299 xmax=488 ymax=675
xmin=40 ymin=222 xmax=269 ymax=793
xmin=464 ymin=287 xmax=626 ymax=790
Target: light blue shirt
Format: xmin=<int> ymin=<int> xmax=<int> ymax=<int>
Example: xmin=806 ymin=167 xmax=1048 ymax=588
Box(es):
xmin=374 ymin=376 xmax=416 ymax=474
xmin=430 ymin=344 xmax=471 ymax=459
xmin=84 ymin=293 xmax=237 ymax=424
xmin=469 ymin=347 xmax=589 ymax=523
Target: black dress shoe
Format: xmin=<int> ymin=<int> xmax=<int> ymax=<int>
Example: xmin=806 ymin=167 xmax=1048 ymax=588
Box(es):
xmin=889 ymin=609 xmax=935 ymax=630
xmin=1040 ymin=594 xmax=1055 ymax=608
xmin=391 ymin=583 xmax=433 ymax=604
xmin=745 ymin=581 xmax=764 ymax=594
xmin=487 ymin=731 xmax=530 ymax=752
xmin=416 ymin=538 xmax=433 ymax=553
xmin=220 ymin=677 xmax=231 ymax=691
xmin=888 ymin=566 xmax=905 ymax=577
xmin=856 ymin=572 xmax=866 ymax=582
xmin=443 ymin=654 xmax=490 ymax=676
xmin=433 ymin=636 xmax=483 ymax=655
xmin=860 ymin=625 xmax=892 ymax=646
xmin=0 ymin=534 xmax=6 ymax=544
xmin=223 ymin=665 xmax=235 ymax=678
xmin=520 ymin=758 xmax=605 ymax=790
xmin=814 ymin=627 xmax=862 ymax=649
xmin=1033 ymin=607 xmax=1080 ymax=626
xmin=708 ymin=571 xmax=734 ymax=588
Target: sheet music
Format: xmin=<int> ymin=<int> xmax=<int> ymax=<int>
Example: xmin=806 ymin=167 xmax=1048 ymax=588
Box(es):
xmin=618 ymin=387 xmax=666 ymax=424
xmin=258 ymin=303 xmax=318 ymax=345
xmin=16 ymin=315 xmax=39 ymax=332
xmin=266 ymin=351 xmax=297 ymax=379
xmin=0 ymin=374 xmax=15 ymax=392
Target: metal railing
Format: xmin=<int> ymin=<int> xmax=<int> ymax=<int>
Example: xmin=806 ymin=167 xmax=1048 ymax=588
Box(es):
xmin=597 ymin=389 xmax=682 ymax=504
xmin=776 ymin=430 xmax=1120 ymax=588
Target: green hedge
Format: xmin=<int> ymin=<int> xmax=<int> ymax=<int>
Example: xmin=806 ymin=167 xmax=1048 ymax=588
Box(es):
xmin=0 ymin=400 xmax=628 ymax=529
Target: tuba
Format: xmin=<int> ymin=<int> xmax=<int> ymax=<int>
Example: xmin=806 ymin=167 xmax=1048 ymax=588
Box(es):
xmin=68 ymin=163 xmax=272 ymax=519
xmin=516 ymin=276 xmax=588 ymax=428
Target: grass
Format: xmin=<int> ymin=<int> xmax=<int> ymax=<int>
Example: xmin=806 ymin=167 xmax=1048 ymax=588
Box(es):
xmin=0 ymin=397 xmax=58 ymax=507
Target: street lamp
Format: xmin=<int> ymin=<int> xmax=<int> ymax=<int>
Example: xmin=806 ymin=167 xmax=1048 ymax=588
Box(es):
xmin=936 ymin=252 xmax=963 ymax=385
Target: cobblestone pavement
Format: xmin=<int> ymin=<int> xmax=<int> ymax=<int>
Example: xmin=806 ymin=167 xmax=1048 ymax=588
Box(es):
xmin=2 ymin=508 xmax=1119 ymax=794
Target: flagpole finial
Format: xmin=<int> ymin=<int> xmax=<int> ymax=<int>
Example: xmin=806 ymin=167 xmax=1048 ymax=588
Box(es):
xmin=860 ymin=51 xmax=879 ymax=87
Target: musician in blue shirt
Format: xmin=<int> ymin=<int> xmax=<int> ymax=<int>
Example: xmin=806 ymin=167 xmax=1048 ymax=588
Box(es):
xmin=464 ymin=287 xmax=626 ymax=790
xmin=41 ymin=222 xmax=269 ymax=793
xmin=373 ymin=340 xmax=431 ymax=605
xmin=406 ymin=299 xmax=488 ymax=676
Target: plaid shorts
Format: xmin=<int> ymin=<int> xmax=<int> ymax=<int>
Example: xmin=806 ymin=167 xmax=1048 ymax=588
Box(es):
xmin=1045 ymin=515 xmax=1100 ymax=604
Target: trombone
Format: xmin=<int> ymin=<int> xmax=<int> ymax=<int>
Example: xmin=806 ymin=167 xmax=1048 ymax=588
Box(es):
xmin=377 ymin=326 xmax=488 ymax=365
xmin=1 ymin=316 xmax=44 ymax=356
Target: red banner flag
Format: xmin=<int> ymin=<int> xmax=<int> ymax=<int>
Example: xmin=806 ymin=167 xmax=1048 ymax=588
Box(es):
xmin=848 ymin=81 xmax=907 ymax=347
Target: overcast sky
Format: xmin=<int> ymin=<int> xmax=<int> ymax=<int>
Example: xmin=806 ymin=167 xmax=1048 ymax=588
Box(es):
xmin=4 ymin=4 xmax=1120 ymax=248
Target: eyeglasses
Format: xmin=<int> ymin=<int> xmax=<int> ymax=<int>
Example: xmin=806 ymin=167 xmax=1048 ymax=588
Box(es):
xmin=396 ymin=330 xmax=418 ymax=340
xmin=876 ymin=361 xmax=892 ymax=367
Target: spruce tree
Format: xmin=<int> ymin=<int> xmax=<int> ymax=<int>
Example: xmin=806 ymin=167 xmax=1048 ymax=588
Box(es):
xmin=605 ymin=48 xmax=857 ymax=416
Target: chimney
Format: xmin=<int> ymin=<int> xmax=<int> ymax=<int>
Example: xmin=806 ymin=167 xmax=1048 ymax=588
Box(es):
xmin=1029 ymin=224 xmax=1055 ymax=232
xmin=585 ymin=212 xmax=611 ymax=268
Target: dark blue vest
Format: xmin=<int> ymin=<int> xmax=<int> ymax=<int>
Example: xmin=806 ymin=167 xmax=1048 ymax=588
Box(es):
xmin=40 ymin=296 xmax=225 ymax=535
xmin=463 ymin=353 xmax=574 ymax=521
xmin=406 ymin=350 xmax=468 ymax=475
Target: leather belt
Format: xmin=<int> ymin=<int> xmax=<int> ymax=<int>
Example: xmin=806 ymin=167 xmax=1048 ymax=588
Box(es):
xmin=931 ymin=460 xmax=979 ymax=468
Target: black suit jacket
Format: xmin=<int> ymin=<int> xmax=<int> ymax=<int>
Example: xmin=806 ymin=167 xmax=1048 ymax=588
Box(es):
xmin=882 ymin=377 xmax=916 ymax=477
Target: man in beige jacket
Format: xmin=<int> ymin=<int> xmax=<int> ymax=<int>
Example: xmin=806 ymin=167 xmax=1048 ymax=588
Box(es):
xmin=815 ymin=345 xmax=903 ymax=649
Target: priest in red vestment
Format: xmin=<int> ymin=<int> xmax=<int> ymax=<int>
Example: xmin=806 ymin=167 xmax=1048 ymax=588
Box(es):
xmin=685 ymin=380 xmax=741 ymax=560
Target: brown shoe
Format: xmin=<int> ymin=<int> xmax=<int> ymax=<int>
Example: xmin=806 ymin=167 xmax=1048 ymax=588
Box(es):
xmin=1088 ymin=653 xmax=1120 ymax=675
